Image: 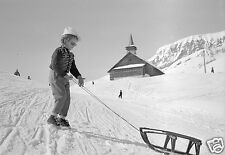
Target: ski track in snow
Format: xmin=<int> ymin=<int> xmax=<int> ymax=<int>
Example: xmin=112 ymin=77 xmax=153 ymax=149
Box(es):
xmin=0 ymin=85 xmax=51 ymax=155
xmin=0 ymin=75 xmax=152 ymax=155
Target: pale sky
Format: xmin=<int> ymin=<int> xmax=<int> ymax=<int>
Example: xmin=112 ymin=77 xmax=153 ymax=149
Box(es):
xmin=0 ymin=0 xmax=224 ymax=84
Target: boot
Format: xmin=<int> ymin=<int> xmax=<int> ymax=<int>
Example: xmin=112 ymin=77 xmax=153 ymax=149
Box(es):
xmin=47 ymin=115 xmax=60 ymax=126
xmin=58 ymin=118 xmax=70 ymax=128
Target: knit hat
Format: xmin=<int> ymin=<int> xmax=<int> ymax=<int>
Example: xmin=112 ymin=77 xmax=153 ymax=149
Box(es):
xmin=62 ymin=26 xmax=80 ymax=40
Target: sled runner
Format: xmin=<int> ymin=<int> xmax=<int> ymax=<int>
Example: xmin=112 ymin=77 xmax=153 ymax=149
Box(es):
xmin=140 ymin=127 xmax=202 ymax=155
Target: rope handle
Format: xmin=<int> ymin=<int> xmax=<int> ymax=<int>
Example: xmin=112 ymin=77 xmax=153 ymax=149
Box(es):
xmin=71 ymin=78 xmax=140 ymax=132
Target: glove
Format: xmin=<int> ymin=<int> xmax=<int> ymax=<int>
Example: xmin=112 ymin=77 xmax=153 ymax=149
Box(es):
xmin=78 ymin=76 xmax=84 ymax=87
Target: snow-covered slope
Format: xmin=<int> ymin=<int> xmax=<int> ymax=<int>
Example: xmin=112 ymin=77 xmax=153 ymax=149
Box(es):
xmin=1 ymin=60 xmax=225 ymax=155
xmin=149 ymin=31 xmax=225 ymax=73
xmin=0 ymin=71 xmax=152 ymax=155
xmin=71 ymin=54 xmax=225 ymax=154
xmin=164 ymin=50 xmax=225 ymax=74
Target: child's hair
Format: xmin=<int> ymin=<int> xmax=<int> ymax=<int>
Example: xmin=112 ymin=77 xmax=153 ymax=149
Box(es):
xmin=61 ymin=34 xmax=79 ymax=45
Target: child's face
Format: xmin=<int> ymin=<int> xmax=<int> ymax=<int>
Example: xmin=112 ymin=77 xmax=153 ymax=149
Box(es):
xmin=65 ymin=37 xmax=78 ymax=50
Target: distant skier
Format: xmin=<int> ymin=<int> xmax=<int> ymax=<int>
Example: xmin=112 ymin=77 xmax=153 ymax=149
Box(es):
xmin=118 ymin=90 xmax=123 ymax=99
xmin=14 ymin=69 xmax=20 ymax=76
xmin=27 ymin=76 xmax=31 ymax=80
xmin=47 ymin=26 xmax=84 ymax=128
xmin=92 ymin=81 xmax=94 ymax=85
xmin=211 ymin=67 xmax=214 ymax=73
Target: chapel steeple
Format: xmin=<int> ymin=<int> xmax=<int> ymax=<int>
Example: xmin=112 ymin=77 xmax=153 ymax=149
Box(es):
xmin=125 ymin=34 xmax=137 ymax=55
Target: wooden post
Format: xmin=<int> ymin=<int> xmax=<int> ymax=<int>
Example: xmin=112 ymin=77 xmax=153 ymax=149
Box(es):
xmin=203 ymin=50 xmax=206 ymax=73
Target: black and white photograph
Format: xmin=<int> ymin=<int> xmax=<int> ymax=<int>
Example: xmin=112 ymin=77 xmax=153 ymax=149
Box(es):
xmin=0 ymin=0 xmax=224 ymax=154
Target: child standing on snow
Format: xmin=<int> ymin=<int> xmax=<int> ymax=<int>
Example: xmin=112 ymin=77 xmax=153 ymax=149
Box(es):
xmin=47 ymin=26 xmax=84 ymax=127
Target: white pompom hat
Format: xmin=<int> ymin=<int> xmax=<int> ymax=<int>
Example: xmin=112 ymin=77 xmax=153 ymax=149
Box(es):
xmin=62 ymin=26 xmax=80 ymax=40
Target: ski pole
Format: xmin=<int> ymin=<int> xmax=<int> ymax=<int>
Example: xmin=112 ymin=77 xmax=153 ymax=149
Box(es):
xmin=71 ymin=78 xmax=140 ymax=132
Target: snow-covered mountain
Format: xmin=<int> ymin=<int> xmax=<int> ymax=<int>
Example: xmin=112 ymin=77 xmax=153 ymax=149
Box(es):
xmin=149 ymin=31 xmax=225 ymax=72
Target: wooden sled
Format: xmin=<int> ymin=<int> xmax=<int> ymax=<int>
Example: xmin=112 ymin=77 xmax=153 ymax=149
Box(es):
xmin=140 ymin=127 xmax=202 ymax=155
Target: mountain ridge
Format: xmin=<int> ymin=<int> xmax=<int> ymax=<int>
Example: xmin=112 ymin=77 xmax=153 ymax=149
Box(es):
xmin=149 ymin=31 xmax=225 ymax=70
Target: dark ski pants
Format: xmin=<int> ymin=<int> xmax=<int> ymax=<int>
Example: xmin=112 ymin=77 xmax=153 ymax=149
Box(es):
xmin=49 ymin=70 xmax=70 ymax=117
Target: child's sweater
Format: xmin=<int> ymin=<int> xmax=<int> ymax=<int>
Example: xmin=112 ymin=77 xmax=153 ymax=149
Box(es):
xmin=49 ymin=46 xmax=81 ymax=78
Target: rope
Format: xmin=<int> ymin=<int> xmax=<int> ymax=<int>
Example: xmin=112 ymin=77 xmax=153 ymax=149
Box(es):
xmin=72 ymin=78 xmax=140 ymax=132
